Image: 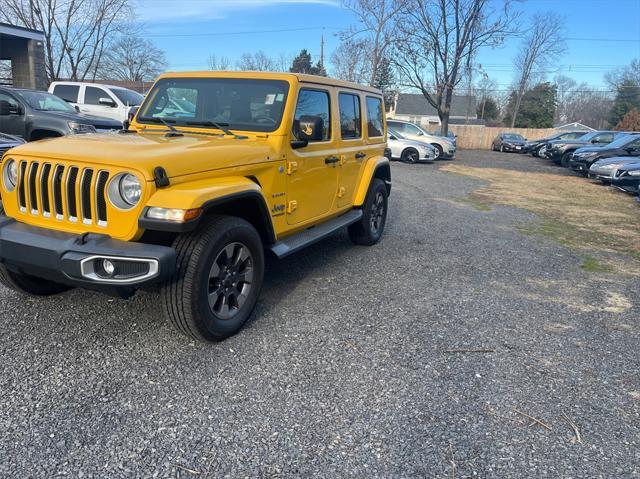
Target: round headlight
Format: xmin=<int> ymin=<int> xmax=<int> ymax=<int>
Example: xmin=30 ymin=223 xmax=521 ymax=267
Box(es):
xmin=119 ymin=174 xmax=142 ymax=206
xmin=3 ymin=159 xmax=17 ymax=191
xmin=108 ymin=172 xmax=142 ymax=209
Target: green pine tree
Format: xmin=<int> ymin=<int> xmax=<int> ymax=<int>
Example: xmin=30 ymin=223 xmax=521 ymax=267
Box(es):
xmin=609 ymin=79 xmax=640 ymax=127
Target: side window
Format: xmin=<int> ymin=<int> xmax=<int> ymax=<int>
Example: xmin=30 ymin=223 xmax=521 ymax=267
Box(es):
xmin=388 ymin=122 xmax=403 ymax=133
xmin=404 ymin=123 xmax=423 ymax=136
xmin=338 ymin=92 xmax=361 ymax=139
xmin=293 ymin=89 xmax=331 ymax=142
xmin=85 ymin=86 xmax=108 ymax=106
xmin=53 ymin=85 xmax=79 ymax=103
xmin=598 ymin=133 xmax=613 ymax=143
xmin=0 ymin=93 xmax=20 ymax=109
xmin=366 ymin=96 xmax=384 ymax=137
xmin=627 ymin=137 xmax=640 ymax=150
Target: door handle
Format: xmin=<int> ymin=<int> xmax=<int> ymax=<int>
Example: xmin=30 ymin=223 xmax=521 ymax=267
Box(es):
xmin=325 ymin=156 xmax=340 ymax=165
xmin=355 ymin=152 xmax=367 ymax=159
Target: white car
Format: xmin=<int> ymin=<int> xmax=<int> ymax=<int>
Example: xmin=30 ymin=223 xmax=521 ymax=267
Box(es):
xmin=387 ymin=119 xmax=456 ymax=159
xmin=48 ymin=82 xmax=144 ymax=125
xmin=388 ymin=128 xmax=436 ymax=163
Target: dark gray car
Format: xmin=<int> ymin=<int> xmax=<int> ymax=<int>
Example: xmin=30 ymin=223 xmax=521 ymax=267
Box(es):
xmin=0 ymin=87 xmax=121 ymax=141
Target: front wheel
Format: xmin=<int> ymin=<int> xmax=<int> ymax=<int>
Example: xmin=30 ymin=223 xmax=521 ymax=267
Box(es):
xmin=349 ymin=178 xmax=388 ymax=246
xmin=162 ymin=215 xmax=265 ymax=342
xmin=431 ymin=144 xmax=443 ymax=159
xmin=401 ymin=148 xmax=419 ymax=164
xmin=561 ymin=152 xmax=573 ymax=167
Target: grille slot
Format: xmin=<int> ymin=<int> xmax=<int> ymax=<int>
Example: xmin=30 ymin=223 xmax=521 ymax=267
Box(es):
xmin=15 ymin=161 xmax=111 ymax=226
xmin=95 ymin=171 xmax=109 ymax=225
xmin=66 ymin=167 xmax=79 ymax=221
xmin=53 ymin=165 xmax=65 ymax=218
xmin=28 ymin=162 xmax=39 ymax=214
xmin=40 ymin=163 xmax=52 ymax=217
xmin=80 ymin=168 xmax=94 ymax=224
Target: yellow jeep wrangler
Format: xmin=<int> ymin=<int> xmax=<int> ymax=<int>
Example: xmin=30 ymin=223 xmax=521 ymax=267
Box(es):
xmin=0 ymin=72 xmax=391 ymax=342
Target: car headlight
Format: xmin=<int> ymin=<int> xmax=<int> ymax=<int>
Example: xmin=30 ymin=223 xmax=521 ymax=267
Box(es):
xmin=68 ymin=121 xmax=96 ymax=134
xmin=107 ymin=173 xmax=141 ymax=209
xmin=627 ymin=170 xmax=640 ymax=176
xmin=2 ymin=159 xmax=17 ymax=192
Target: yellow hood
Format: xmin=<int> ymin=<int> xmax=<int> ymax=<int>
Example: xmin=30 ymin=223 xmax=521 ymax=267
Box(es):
xmin=6 ymin=131 xmax=280 ymax=181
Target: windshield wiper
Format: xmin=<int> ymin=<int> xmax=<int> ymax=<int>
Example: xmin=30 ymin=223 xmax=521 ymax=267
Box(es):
xmin=185 ymin=120 xmax=246 ymax=139
xmin=139 ymin=117 xmax=183 ymax=137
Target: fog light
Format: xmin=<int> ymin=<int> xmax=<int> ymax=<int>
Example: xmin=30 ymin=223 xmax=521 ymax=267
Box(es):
xmin=102 ymin=259 xmax=115 ymax=276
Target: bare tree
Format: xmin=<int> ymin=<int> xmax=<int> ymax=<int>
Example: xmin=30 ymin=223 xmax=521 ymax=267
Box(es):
xmin=509 ymin=13 xmax=566 ymax=127
xmin=330 ymin=38 xmax=371 ymax=83
xmin=393 ymin=0 xmax=520 ymax=135
xmin=475 ymin=73 xmax=498 ymax=120
xmin=554 ymin=74 xmax=577 ymax=124
xmin=338 ymin=0 xmax=406 ymax=86
xmin=605 ymin=58 xmax=640 ymax=90
xmin=0 ymin=0 xmax=134 ymax=82
xmin=98 ymin=36 xmax=166 ymax=82
xmin=207 ymin=54 xmax=231 ymax=71
xmin=236 ymin=51 xmax=276 ymax=72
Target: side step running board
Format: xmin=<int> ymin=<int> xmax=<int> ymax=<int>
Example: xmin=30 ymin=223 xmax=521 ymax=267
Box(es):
xmin=270 ymin=209 xmax=363 ymax=258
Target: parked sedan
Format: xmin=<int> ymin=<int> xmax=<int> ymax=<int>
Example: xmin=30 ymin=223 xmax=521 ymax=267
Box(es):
xmin=387 ymin=128 xmax=436 ymax=163
xmin=524 ymin=131 xmax=587 ymax=156
xmin=612 ymin=162 xmax=640 ymax=194
xmin=588 ymin=157 xmax=640 ymax=183
xmin=491 ymin=133 xmax=526 ymax=153
xmin=569 ymin=133 xmax=640 ymax=175
xmin=387 ymin=119 xmax=456 ymax=159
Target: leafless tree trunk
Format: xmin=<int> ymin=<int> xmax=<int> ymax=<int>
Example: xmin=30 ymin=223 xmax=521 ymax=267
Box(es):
xmin=336 ymin=0 xmax=406 ymax=86
xmin=393 ymin=0 xmax=520 ymax=135
xmin=330 ymin=38 xmax=371 ymax=83
xmin=236 ymin=52 xmax=276 ymax=72
xmin=0 ymin=0 xmax=134 ymax=83
xmin=510 ymin=13 xmax=566 ymax=127
xmin=207 ymin=54 xmax=231 ymax=71
xmin=99 ymin=36 xmax=167 ymax=82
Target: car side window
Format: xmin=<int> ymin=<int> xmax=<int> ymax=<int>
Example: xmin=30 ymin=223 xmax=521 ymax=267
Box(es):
xmin=366 ymin=96 xmax=384 ymax=137
xmin=594 ymin=133 xmax=612 ymax=144
xmin=0 ymin=93 xmax=20 ymax=109
xmin=404 ymin=123 xmax=423 ymax=136
xmin=53 ymin=85 xmax=80 ymax=103
xmin=293 ymin=89 xmax=331 ymax=142
xmin=85 ymin=86 xmax=108 ymax=106
xmin=339 ymin=93 xmax=361 ymax=139
xmin=627 ymin=137 xmax=640 ymax=150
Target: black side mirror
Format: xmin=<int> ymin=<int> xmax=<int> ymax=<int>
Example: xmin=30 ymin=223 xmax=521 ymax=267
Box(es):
xmin=124 ymin=106 xmax=139 ymax=130
xmin=75 ymin=105 xmax=80 ymax=112
xmin=291 ymin=115 xmax=324 ymax=149
xmin=389 ymin=135 xmax=397 ymax=140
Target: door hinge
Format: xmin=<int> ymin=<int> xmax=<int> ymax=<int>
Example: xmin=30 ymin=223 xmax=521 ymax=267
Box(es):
xmin=287 ymin=200 xmax=298 ymax=213
xmin=339 ymin=155 xmax=347 ymax=166
xmin=287 ymin=161 xmax=298 ymax=174
xmin=337 ymin=187 xmax=346 ymax=198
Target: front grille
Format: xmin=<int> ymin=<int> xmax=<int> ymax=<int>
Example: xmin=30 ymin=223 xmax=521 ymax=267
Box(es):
xmin=16 ymin=161 xmax=110 ymax=226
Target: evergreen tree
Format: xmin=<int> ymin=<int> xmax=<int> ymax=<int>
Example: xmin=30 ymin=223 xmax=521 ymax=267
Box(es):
xmin=609 ymin=79 xmax=640 ymax=127
xmin=290 ymin=49 xmax=326 ymax=76
xmin=373 ymin=57 xmax=396 ymax=112
xmin=477 ymin=97 xmax=499 ymax=121
xmin=504 ymin=83 xmax=557 ymax=128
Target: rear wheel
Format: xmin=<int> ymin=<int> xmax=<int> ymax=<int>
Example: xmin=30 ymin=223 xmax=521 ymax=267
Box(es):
xmin=348 ymin=178 xmax=388 ymax=246
xmin=161 ymin=215 xmax=264 ymax=342
xmin=561 ymin=152 xmax=573 ymax=167
xmin=401 ymin=148 xmax=419 ymax=164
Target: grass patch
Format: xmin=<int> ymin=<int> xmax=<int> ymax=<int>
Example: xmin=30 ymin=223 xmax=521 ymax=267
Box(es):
xmin=452 ymin=195 xmax=492 ymax=212
xmin=442 ymin=164 xmax=640 ymax=261
xmin=581 ymin=255 xmax=615 ymax=273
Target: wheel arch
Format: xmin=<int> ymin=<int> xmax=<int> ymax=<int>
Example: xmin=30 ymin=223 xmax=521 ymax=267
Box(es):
xmin=354 ymin=157 xmax=391 ymax=206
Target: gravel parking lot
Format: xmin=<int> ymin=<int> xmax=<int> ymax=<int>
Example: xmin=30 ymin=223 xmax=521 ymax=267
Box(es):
xmin=1 ymin=150 xmax=639 ymax=478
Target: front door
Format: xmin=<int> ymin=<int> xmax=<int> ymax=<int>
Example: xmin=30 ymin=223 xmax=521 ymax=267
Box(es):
xmin=0 ymin=92 xmax=26 ymax=138
xmin=80 ymin=86 xmax=120 ymax=121
xmin=286 ymin=87 xmax=338 ymax=225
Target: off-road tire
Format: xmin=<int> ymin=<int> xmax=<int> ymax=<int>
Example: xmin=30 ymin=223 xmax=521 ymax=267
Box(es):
xmin=401 ymin=148 xmax=419 ymax=164
xmin=161 ymin=215 xmax=265 ymax=342
xmin=561 ymin=152 xmax=573 ymax=167
xmin=348 ymin=178 xmax=388 ymax=246
xmin=432 ymin=144 xmax=443 ymax=159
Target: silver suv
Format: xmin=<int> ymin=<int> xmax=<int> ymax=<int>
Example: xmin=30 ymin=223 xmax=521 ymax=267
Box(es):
xmin=387 ymin=119 xmax=456 ymax=159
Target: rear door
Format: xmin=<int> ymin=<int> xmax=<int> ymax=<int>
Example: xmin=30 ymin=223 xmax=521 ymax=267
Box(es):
xmin=286 ymin=87 xmax=339 ymax=225
xmin=336 ymin=90 xmax=364 ymax=207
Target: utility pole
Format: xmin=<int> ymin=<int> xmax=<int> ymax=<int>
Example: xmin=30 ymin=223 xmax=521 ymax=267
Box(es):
xmin=320 ymin=34 xmax=325 ymax=70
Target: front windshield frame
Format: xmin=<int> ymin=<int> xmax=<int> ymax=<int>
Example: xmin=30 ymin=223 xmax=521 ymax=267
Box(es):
xmin=137 ymin=77 xmax=290 ymax=134
xmin=16 ymin=90 xmax=76 ymax=113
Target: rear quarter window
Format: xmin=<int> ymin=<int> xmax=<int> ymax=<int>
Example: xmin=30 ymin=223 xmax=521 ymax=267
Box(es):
xmin=366 ymin=96 xmax=384 ymax=138
xmin=53 ymin=84 xmax=79 ymax=103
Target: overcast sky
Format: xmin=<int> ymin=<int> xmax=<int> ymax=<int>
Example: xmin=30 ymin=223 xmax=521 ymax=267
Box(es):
xmin=138 ymin=0 xmax=640 ymax=92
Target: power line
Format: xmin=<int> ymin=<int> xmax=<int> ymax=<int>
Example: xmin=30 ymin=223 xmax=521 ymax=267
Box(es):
xmin=147 ymin=26 xmax=345 ymax=38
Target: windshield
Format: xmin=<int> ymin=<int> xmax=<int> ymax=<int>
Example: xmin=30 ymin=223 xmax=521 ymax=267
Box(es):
xmin=503 ymin=134 xmax=524 ymax=141
xmin=112 ymin=88 xmax=144 ymax=106
xmin=388 ymin=128 xmax=405 ymax=140
xmin=17 ymin=90 xmax=76 ymax=112
xmin=138 ymin=78 xmax=290 ymax=133
xmin=606 ymin=133 xmax=637 ymax=148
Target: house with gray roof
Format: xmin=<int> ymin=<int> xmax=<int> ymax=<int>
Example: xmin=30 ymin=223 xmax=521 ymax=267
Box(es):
xmin=388 ymin=93 xmax=478 ymax=128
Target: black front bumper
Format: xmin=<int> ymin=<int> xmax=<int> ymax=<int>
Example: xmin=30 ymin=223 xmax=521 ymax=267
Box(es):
xmin=612 ymin=177 xmax=640 ymax=194
xmin=0 ymin=217 xmax=176 ymax=295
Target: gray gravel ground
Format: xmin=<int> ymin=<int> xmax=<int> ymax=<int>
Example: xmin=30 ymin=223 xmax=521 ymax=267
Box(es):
xmin=1 ymin=150 xmax=639 ymax=478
